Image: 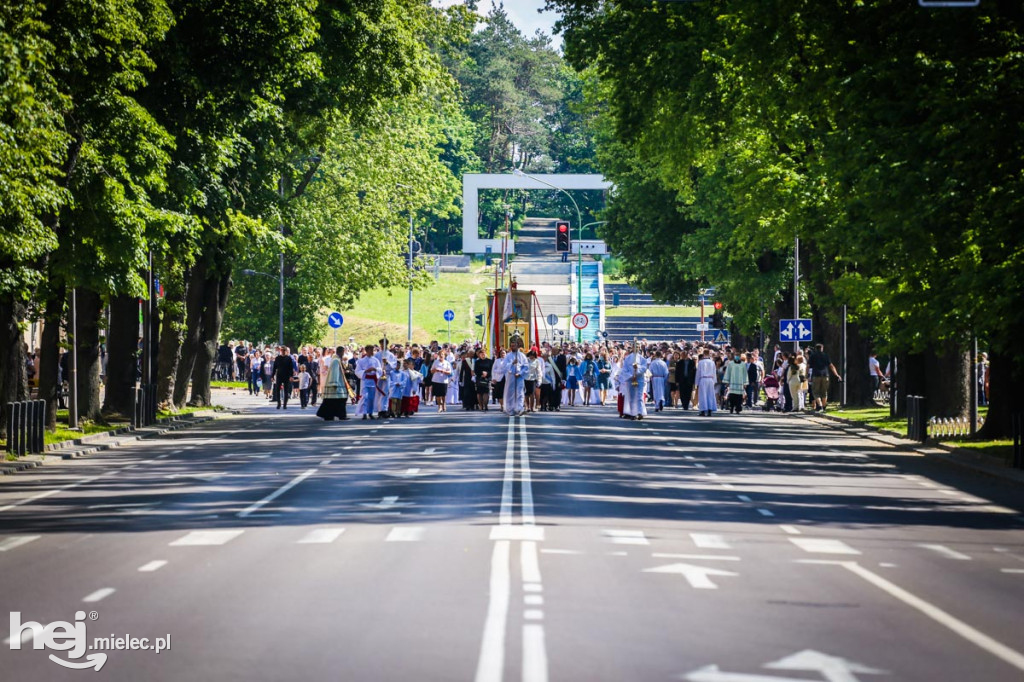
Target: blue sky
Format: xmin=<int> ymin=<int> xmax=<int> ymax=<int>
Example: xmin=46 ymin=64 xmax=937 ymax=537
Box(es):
xmin=433 ymin=0 xmax=563 ymax=49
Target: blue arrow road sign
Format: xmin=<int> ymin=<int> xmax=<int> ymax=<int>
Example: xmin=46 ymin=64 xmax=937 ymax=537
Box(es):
xmin=779 ymin=318 xmax=813 ymax=342
xmin=443 ymin=309 xmax=455 ymax=322
xmin=328 ymin=312 xmax=344 ymax=329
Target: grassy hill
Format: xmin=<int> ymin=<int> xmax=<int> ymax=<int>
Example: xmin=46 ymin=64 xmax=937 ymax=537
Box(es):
xmin=326 ymin=270 xmax=495 ymax=347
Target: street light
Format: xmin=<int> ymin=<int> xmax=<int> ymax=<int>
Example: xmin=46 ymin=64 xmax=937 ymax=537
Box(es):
xmin=512 ymin=169 xmax=585 ymax=341
xmin=241 ymin=268 xmax=283 ymax=346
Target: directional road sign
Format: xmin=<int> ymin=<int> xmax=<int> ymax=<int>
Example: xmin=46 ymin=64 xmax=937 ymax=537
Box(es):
xmin=546 ymin=314 xmax=559 ymax=326
xmin=779 ymin=318 xmax=813 ymax=343
xmin=571 ymin=312 xmax=589 ymax=330
xmin=327 ymin=312 xmax=344 ymax=329
xmin=443 ymin=309 xmax=455 ymax=322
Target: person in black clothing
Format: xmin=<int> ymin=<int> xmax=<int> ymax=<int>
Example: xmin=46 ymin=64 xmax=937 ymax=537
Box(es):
xmin=807 ymin=343 xmax=841 ymax=412
xmin=459 ymin=350 xmax=477 ymax=410
xmin=550 ymin=348 xmax=567 ymax=411
xmin=474 ymin=349 xmax=493 ymax=411
xmin=272 ymin=346 xmax=295 ymax=409
xmin=675 ymin=350 xmax=696 ymax=409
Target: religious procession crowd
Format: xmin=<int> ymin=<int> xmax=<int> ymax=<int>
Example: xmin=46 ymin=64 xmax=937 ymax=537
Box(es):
xmin=222 ymin=337 xmax=843 ymax=421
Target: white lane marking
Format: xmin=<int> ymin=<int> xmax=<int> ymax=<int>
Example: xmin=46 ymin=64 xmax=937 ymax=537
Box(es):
xmin=237 ymin=468 xmax=317 ymax=518
xmin=691 ymin=533 xmax=731 ymax=550
xmin=807 ymin=560 xmax=1024 ymax=673
xmin=684 ymin=455 xmax=695 ymax=460
xmin=156 ymin=454 xmax=169 ymax=459
xmin=918 ymin=481 xmax=938 ymax=488
xmin=540 ymin=549 xmax=583 ymax=555
xmin=490 ymin=526 xmax=546 ymax=541
xmin=319 ymin=459 xmax=331 ymax=466
xmin=82 ymin=588 xmax=115 ymax=603
xmin=519 ymin=417 xmax=535 ymax=526
xmin=500 ymin=418 xmax=516 ymax=526
xmin=880 ymin=563 xmax=898 ymax=568
xmin=524 ymin=610 xmax=544 ymax=621
xmin=790 ymin=538 xmax=860 ymax=555
xmin=0 ymin=535 xmax=41 ymax=552
xmin=653 ymin=553 xmax=741 ymax=562
xmin=694 ymin=463 xmax=706 ymax=469
xmin=475 ymin=541 xmax=511 ymax=682
xmin=403 ymin=468 xmax=422 ymax=477
xmin=524 ymin=584 xmax=543 ymax=593
xmin=919 ymin=544 xmax=971 ymax=561
xmin=522 ymin=541 xmax=542 ymax=584
xmin=170 ymin=529 xmax=244 ymax=546
xmin=602 ymin=529 xmax=650 ymax=546
xmin=706 ymin=473 xmax=719 ymax=479
xmin=779 ymin=525 xmax=802 ymax=535
xmin=297 ymin=528 xmax=346 ymax=544
xmin=0 ymin=474 xmax=105 ymax=513
xmin=1001 ymin=569 xmax=1024 ymax=574
xmin=138 ymin=560 xmax=168 ymax=572
xmin=424 ymin=447 xmax=440 ymax=455
xmin=386 ymin=527 xmax=425 ymax=542
xmin=757 ymin=508 xmax=775 ymax=517
xmin=524 ymin=595 xmax=545 ymax=606
xmin=608 ymin=551 xmax=628 ymax=557
xmin=644 ymin=562 xmax=738 ymax=590
xmin=720 ymin=483 xmax=735 ymax=490
xmin=737 ymin=495 xmax=752 ymax=503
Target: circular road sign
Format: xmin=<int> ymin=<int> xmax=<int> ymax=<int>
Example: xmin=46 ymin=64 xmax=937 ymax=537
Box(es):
xmin=546 ymin=314 xmax=559 ymax=326
xmin=327 ymin=312 xmax=344 ymax=329
xmin=571 ymin=312 xmax=589 ymax=330
xmin=601 ymin=330 xmax=608 ymax=338
xmin=443 ymin=309 xmax=455 ymax=322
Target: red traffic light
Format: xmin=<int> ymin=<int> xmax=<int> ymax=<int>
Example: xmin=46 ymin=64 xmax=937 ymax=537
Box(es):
xmin=713 ymin=301 xmax=723 ymax=310
xmin=558 ymin=224 xmax=568 ymax=232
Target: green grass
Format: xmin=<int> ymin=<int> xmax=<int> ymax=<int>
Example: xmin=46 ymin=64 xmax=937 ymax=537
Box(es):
xmin=211 ymin=381 xmax=247 ymax=389
xmin=44 ymin=421 xmax=130 ymax=446
xmin=830 ymin=406 xmax=909 ymax=437
xmin=332 ymin=272 xmax=494 ymax=346
xmin=605 ymin=306 xmax=702 ymax=318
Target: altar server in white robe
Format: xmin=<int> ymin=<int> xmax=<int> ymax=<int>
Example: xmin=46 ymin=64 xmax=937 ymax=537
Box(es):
xmin=621 ymin=345 xmax=649 ymax=420
xmin=355 ymin=346 xmax=384 ymax=419
xmin=494 ymin=337 xmax=530 ymax=416
xmin=696 ymin=350 xmax=718 ymax=416
xmin=648 ymin=351 xmax=669 ymax=412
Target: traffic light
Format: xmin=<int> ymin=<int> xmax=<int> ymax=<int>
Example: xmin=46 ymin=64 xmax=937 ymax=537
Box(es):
xmin=711 ymin=311 xmax=725 ymax=329
xmin=555 ymin=221 xmax=571 ymax=252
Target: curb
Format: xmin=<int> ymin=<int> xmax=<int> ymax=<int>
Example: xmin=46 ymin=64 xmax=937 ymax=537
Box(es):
xmin=807 ymin=411 xmax=1024 ymax=485
xmin=1 ymin=409 xmax=237 ymax=475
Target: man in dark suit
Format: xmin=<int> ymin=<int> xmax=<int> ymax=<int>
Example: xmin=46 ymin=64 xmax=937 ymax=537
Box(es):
xmin=675 ymin=349 xmax=697 ymax=409
xmin=552 ymin=346 xmax=568 ymax=411
xmin=272 ymin=346 xmax=295 ymax=409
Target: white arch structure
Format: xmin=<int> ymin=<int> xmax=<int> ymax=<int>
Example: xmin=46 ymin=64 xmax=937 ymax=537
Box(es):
xmin=462 ymin=173 xmax=613 ymax=254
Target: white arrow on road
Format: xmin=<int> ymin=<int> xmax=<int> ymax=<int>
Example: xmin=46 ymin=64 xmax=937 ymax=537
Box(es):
xmin=360 ymin=496 xmax=414 ymax=510
xmin=685 ymin=665 xmax=816 ymax=682
xmin=765 ymin=650 xmax=886 ymax=682
xmin=643 ymin=562 xmax=738 ymax=589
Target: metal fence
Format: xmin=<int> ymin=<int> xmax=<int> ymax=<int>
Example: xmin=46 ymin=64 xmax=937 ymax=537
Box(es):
xmin=906 ymin=395 xmax=928 ymax=443
xmin=5 ymin=400 xmax=46 ymax=456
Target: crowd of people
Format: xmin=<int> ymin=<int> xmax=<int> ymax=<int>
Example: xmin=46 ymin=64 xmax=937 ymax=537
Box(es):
xmin=220 ymin=337 xmax=852 ymax=421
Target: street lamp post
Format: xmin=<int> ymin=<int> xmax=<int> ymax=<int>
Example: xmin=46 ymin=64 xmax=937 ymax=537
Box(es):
xmin=512 ymin=169 xmax=585 ymax=341
xmin=241 ymin=269 xmax=283 ymax=345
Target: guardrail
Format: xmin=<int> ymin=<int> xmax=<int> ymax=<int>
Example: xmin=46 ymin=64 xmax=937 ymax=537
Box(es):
xmin=5 ymin=400 xmax=46 ymax=456
xmin=907 ymin=395 xmax=928 ymax=443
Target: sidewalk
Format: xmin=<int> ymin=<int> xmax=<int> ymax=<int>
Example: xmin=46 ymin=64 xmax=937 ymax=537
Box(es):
xmin=803 ymin=411 xmax=1024 ymax=485
xmin=0 ymin=388 xmax=267 ymax=476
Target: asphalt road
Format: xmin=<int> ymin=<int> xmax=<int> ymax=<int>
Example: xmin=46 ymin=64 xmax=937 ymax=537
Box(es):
xmin=2 ymin=397 xmax=1023 ymax=681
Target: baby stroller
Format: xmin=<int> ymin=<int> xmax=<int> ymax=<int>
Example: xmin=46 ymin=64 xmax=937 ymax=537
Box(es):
xmin=762 ymin=375 xmax=781 ymax=412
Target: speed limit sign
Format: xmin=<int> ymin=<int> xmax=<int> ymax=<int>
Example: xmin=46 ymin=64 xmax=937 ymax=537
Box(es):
xmin=571 ymin=312 xmax=589 ymax=330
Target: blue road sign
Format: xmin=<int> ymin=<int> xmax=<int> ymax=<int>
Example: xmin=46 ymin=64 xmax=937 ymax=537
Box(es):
xmin=713 ymin=330 xmax=729 ymax=344
xmin=443 ymin=309 xmax=455 ymax=322
xmin=779 ymin=318 xmax=812 ymax=342
xmin=327 ymin=312 xmax=344 ymax=329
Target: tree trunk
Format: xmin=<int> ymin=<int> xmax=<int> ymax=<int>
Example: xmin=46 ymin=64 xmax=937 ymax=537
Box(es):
xmin=38 ymin=284 xmax=64 ymax=430
xmin=0 ymin=296 xmax=29 ymax=429
xmin=925 ymin=339 xmax=970 ymax=419
xmin=102 ymin=294 xmax=140 ymax=419
xmin=173 ymin=262 xmax=208 ymax=408
xmin=75 ymin=288 xmax=104 ymax=422
xmin=977 ymin=348 xmax=1023 ymax=439
xmin=156 ymin=272 xmax=185 ymax=406
xmin=188 ymin=272 xmax=231 ymax=407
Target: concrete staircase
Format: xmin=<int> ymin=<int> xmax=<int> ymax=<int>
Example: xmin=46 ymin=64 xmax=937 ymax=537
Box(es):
xmin=604 ymin=316 xmax=720 ymax=344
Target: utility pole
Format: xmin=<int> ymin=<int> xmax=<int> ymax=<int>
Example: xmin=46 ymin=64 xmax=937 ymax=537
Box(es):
xmin=793 ymin=236 xmax=800 ymax=353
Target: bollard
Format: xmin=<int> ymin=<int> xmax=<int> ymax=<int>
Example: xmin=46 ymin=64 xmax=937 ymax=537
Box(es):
xmin=17 ymin=401 xmax=27 ymax=457
xmin=1013 ymin=413 xmax=1023 ymax=470
xmin=906 ymin=396 xmax=928 ymax=443
xmin=5 ymin=404 xmax=14 ymax=455
xmin=27 ymin=401 xmax=36 ymax=453
xmin=36 ymin=399 xmax=45 ymax=453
